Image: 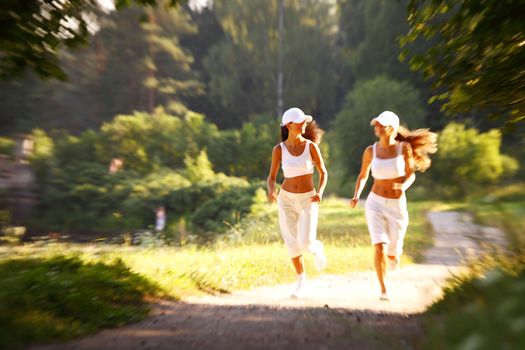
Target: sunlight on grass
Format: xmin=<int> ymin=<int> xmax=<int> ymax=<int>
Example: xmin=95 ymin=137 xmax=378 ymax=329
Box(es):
xmin=0 ymin=197 xmax=443 ymax=348
xmin=1 ymin=198 xmax=439 ymax=299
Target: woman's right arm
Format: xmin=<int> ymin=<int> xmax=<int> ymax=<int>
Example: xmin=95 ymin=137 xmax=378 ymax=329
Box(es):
xmin=267 ymin=145 xmax=282 ymax=203
xmin=350 ymin=146 xmax=373 ymax=208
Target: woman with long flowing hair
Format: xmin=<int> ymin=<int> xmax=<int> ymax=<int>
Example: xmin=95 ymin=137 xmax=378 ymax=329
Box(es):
xmin=350 ymin=111 xmax=437 ymax=300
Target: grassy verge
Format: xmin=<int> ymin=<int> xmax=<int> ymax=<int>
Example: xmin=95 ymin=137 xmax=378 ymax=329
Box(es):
xmin=0 ymin=197 xmax=439 ymax=348
xmin=421 ymin=184 xmax=525 ymax=349
xmin=0 ymin=255 xmax=160 ymax=349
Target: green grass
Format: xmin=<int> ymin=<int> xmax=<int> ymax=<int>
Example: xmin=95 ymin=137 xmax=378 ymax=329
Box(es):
xmin=421 ymin=184 xmax=525 ymax=350
xmin=422 ymin=263 xmax=525 ymax=350
xmin=0 ymin=196 xmax=441 ymax=348
xmin=0 ymin=255 xmax=160 ymax=349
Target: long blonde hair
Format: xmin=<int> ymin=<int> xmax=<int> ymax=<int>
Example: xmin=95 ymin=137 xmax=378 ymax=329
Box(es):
xmin=395 ymin=126 xmax=438 ymax=172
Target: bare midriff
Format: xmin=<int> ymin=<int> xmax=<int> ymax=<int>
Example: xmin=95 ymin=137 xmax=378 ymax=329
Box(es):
xmin=372 ymin=177 xmax=404 ymax=199
xmin=282 ymin=174 xmax=315 ymax=193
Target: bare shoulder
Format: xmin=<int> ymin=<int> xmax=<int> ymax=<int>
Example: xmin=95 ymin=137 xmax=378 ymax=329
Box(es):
xmin=365 ymin=145 xmax=374 ymax=155
xmin=309 ymin=141 xmax=321 ymax=153
xmin=272 ymin=144 xmax=282 ymax=156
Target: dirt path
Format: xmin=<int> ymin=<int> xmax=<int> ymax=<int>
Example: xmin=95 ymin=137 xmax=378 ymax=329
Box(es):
xmin=29 ymin=211 xmax=506 ymax=350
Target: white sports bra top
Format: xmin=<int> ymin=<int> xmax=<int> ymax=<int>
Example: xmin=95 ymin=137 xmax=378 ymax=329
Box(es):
xmin=280 ymin=140 xmax=315 ymax=178
xmin=371 ymin=142 xmax=406 ymax=180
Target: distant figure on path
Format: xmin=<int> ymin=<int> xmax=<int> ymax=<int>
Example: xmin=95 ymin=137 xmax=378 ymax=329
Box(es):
xmin=350 ymin=111 xmax=437 ymax=300
xmin=155 ymin=206 xmax=166 ymax=232
xmin=267 ymin=107 xmax=328 ymax=299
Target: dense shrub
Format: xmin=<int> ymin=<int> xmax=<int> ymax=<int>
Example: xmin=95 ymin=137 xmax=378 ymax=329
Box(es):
xmin=431 ymin=123 xmax=519 ymax=198
xmin=424 ymin=266 xmax=525 ymax=350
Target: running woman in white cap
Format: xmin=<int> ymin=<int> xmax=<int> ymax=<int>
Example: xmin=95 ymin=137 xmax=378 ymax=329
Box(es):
xmin=267 ymin=107 xmax=328 ymax=298
xmin=350 ymin=111 xmax=437 ymax=300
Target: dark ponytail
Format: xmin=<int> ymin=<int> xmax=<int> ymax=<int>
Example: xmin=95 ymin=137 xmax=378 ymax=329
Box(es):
xmin=395 ymin=126 xmax=438 ymax=172
xmin=281 ymin=121 xmax=325 ymax=144
xmin=281 ymin=125 xmax=289 ymax=142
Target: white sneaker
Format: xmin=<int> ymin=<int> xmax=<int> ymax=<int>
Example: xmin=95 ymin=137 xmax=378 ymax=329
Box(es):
xmin=380 ymin=292 xmax=389 ymax=301
xmin=388 ymin=258 xmax=399 ymax=272
xmin=291 ymin=279 xmax=306 ymax=299
xmin=314 ymin=244 xmax=327 ymax=271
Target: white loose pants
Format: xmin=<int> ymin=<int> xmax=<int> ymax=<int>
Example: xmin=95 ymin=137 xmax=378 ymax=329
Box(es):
xmin=277 ymin=189 xmax=324 ymax=258
xmin=365 ymin=191 xmax=409 ymax=258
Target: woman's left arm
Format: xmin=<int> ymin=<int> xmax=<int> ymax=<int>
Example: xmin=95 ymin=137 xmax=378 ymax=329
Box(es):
xmin=310 ymin=142 xmax=328 ymax=202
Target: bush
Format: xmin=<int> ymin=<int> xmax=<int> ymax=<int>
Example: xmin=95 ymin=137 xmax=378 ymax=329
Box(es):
xmin=431 ymin=123 xmax=519 ymax=198
xmin=423 ymin=266 xmax=525 ymax=350
xmin=207 ymin=115 xmax=278 ymax=180
xmin=0 ymin=255 xmax=160 ymax=349
xmin=97 ymin=110 xmax=218 ymax=174
xmin=26 ymin=112 xmax=275 ymax=235
xmin=190 ymin=183 xmax=262 ymax=233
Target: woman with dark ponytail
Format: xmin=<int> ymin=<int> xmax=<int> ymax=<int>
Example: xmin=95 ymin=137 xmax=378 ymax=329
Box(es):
xmin=267 ymin=107 xmax=328 ymax=299
xmin=350 ymin=111 xmax=437 ymax=301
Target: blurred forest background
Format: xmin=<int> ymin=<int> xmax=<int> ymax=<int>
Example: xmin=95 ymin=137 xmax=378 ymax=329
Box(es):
xmin=0 ymin=0 xmax=523 ymax=237
xmin=1 ymin=1 xmax=525 ymax=348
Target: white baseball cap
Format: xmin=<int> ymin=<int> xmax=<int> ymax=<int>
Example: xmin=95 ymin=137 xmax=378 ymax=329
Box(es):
xmin=281 ymin=107 xmax=313 ymax=126
xmin=370 ymin=111 xmax=400 ymax=132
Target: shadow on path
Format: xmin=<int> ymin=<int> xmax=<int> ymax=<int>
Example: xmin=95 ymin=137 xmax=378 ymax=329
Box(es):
xmin=31 ymin=299 xmax=423 ymax=350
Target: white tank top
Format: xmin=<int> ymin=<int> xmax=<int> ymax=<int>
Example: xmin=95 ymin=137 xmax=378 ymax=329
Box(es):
xmin=371 ymin=142 xmax=406 ymax=180
xmin=280 ymin=140 xmax=315 ymax=178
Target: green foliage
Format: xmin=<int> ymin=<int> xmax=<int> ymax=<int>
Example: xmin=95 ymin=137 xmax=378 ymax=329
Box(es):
xmin=25 ymin=110 xmax=276 ymax=233
xmin=346 ymin=0 xmax=413 ymax=82
xmin=31 ymin=146 xmax=260 ymax=233
xmin=432 ymin=123 xmax=519 ymax=197
xmin=53 ymin=130 xmax=101 ymax=168
xmin=115 ymin=169 xmax=191 ymax=228
xmin=401 ymin=0 xmax=525 ymax=126
xmin=28 ymin=129 xmax=55 ymax=188
xmin=424 ymin=265 xmax=525 ymax=350
xmin=0 ymin=0 xmax=182 ymax=81
xmin=190 ymin=183 xmax=261 ymax=233
xmin=204 ymin=0 xmax=340 ymax=127
xmin=332 ymin=75 xmax=426 ymax=181
xmin=420 ymin=193 xmax=525 ymax=349
xmin=97 ymin=110 xmax=218 ymax=174
xmin=92 ymin=4 xmax=202 ymax=117
xmin=0 ymin=255 xmax=160 ymax=349
xmin=0 ymin=137 xmax=14 ymax=158
xmin=0 ymin=2 xmax=200 ymax=132
xmin=184 ymin=150 xmax=215 ymax=182
xmin=207 ymin=115 xmax=278 ymax=179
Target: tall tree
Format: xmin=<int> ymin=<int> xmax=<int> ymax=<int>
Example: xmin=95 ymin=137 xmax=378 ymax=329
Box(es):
xmin=0 ymin=3 xmax=202 ymax=132
xmin=401 ymin=0 xmax=525 ymax=127
xmin=203 ymin=0 xmax=340 ymax=128
xmin=337 ymin=0 xmax=420 ymax=88
xmin=179 ymin=4 xmax=225 ymax=121
xmin=336 ymin=0 xmax=440 ymax=128
xmin=0 ymin=0 xmax=182 ymax=80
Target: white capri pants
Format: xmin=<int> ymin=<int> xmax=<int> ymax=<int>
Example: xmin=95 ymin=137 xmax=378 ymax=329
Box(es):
xmin=365 ymin=191 xmax=409 ymax=258
xmin=277 ymin=189 xmax=324 ymax=258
